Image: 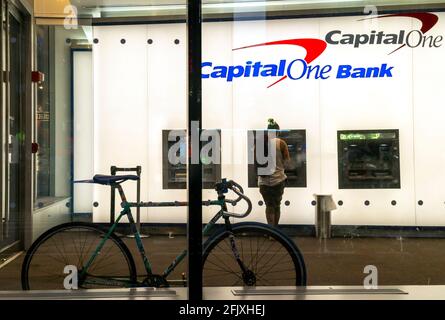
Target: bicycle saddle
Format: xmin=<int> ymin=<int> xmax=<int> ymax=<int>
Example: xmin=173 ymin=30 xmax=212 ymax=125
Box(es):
xmin=75 ymin=175 xmax=139 ymax=185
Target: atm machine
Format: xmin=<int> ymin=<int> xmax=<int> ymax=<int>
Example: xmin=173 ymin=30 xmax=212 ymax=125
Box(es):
xmin=247 ymin=130 xmax=307 ymax=188
xmin=337 ymin=129 xmax=401 ymax=189
xmin=162 ymin=129 xmax=221 ymax=189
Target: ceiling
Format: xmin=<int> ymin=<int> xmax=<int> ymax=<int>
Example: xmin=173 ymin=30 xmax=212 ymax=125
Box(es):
xmin=38 ymin=0 xmax=445 ymax=19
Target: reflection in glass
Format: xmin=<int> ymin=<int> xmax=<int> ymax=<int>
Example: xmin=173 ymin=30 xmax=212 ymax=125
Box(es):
xmin=36 ymin=25 xmax=51 ymax=199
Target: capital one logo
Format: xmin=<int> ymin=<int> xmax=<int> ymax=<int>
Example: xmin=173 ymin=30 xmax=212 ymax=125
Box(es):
xmin=202 ymin=38 xmax=327 ymax=88
xmin=202 ymin=37 xmax=393 ymax=87
xmin=327 ymin=12 xmax=442 ymax=54
xmin=201 ymin=12 xmax=441 ymax=88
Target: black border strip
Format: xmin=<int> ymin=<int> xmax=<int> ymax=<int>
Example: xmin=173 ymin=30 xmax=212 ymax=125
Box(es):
xmin=187 ymin=0 xmax=203 ymax=301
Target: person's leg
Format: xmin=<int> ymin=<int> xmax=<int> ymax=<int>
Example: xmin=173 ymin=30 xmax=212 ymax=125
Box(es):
xmin=273 ymin=182 xmax=285 ymax=226
xmin=274 ymin=206 xmax=281 ymax=226
xmin=266 ymin=206 xmax=275 ymax=226
xmin=260 ymin=185 xmax=274 ymax=226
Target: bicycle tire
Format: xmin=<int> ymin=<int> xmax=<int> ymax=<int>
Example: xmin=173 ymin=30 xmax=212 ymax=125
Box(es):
xmin=21 ymin=222 xmax=137 ymax=290
xmin=202 ymin=222 xmax=307 ymax=287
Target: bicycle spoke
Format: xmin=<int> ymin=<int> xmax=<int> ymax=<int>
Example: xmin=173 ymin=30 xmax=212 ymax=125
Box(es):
xmin=204 ymin=258 xmax=243 ymax=280
xmin=203 ymin=226 xmax=303 ymax=287
xmin=89 ymin=242 xmax=121 ymax=274
xmin=251 ymin=238 xmax=278 ymax=273
xmin=256 ymin=255 xmax=293 ymax=278
xmin=25 ymin=225 xmax=134 ymax=290
xmin=213 ymin=241 xmax=241 ymax=266
xmin=253 ymin=235 xmax=268 ymax=273
xmin=44 ymin=253 xmax=70 ymax=266
xmin=76 ymin=230 xmax=90 ymax=267
xmin=231 ymin=277 xmax=243 ymax=287
xmin=255 ymin=246 xmax=286 ymax=274
xmin=205 ymin=253 xmax=241 ymax=277
xmin=255 ymin=274 xmax=273 ymax=286
xmin=48 ymin=237 xmax=70 ymax=266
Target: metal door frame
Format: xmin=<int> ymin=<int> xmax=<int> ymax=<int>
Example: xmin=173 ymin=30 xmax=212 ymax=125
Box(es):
xmin=0 ymin=0 xmax=33 ymax=252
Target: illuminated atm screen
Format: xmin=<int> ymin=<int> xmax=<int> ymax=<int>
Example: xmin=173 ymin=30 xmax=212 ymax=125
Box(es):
xmin=337 ymin=130 xmax=400 ymax=189
xmin=248 ymin=130 xmax=307 ymax=188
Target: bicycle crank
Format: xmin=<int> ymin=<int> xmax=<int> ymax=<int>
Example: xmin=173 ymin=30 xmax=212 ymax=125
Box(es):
xmin=142 ymin=275 xmax=169 ymax=288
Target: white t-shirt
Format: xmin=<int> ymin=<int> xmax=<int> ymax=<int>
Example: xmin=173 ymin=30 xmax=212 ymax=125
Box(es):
xmin=258 ymin=138 xmax=287 ymax=187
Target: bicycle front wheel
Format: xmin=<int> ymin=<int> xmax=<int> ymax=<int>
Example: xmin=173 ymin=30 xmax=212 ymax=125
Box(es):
xmin=202 ymin=222 xmax=306 ymax=287
xmin=21 ymin=222 xmax=137 ymax=290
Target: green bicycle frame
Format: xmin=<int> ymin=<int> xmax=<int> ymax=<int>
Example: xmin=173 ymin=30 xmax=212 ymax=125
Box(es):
xmin=79 ymin=199 xmax=226 ymax=286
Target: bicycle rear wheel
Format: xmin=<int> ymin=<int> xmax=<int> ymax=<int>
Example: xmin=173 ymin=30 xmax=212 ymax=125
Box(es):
xmin=202 ymin=222 xmax=306 ymax=287
xmin=22 ymin=222 xmax=137 ymax=290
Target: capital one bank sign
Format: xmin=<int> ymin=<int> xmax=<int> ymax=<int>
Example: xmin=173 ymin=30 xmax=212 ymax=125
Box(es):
xmin=201 ymin=12 xmax=442 ymax=88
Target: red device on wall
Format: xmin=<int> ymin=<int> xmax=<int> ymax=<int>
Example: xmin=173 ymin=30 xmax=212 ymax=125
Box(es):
xmin=31 ymin=71 xmax=45 ymax=83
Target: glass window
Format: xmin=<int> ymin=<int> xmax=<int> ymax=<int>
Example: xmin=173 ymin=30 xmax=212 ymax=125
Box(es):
xmin=35 ymin=25 xmax=88 ymax=210
xmin=4 ymin=0 xmax=445 ymax=302
xmin=35 ymin=25 xmax=52 ymax=204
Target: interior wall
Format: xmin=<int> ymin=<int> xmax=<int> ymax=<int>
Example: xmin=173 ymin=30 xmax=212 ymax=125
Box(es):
xmin=73 ymin=50 xmax=93 ymax=213
xmin=92 ymin=25 xmax=150 ymax=223
xmin=318 ymin=16 xmax=416 ymax=226
xmin=77 ymin=12 xmax=445 ymax=226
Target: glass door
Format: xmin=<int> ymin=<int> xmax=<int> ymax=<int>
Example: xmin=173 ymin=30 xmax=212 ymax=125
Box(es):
xmin=1 ymin=7 xmax=24 ymax=251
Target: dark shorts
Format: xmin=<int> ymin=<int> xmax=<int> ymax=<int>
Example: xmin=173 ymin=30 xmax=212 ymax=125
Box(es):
xmin=259 ymin=181 xmax=285 ymax=208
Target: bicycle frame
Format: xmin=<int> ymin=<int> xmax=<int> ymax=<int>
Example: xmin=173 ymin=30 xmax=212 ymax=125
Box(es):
xmin=80 ymin=182 xmax=231 ymax=286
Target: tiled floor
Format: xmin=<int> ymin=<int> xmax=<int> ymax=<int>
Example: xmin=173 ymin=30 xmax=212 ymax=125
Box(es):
xmin=2 ymin=235 xmax=445 ymax=290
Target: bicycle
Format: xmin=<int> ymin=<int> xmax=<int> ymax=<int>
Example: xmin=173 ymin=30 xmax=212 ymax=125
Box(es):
xmin=21 ymin=175 xmax=307 ymax=290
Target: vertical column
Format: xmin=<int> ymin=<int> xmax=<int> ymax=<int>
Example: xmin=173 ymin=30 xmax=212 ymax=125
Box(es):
xmin=4 ymin=0 xmax=9 ymax=240
xmin=187 ymin=0 xmax=202 ymax=301
xmin=0 ymin=0 xmax=4 ymax=242
xmin=22 ymin=2 xmax=34 ymax=250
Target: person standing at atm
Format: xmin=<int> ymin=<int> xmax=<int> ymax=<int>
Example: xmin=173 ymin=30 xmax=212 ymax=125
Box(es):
xmin=258 ymin=119 xmax=290 ymax=227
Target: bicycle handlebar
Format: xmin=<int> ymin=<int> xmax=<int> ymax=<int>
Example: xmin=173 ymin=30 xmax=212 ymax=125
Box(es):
xmin=215 ymin=179 xmax=252 ymax=219
xmin=126 ymin=178 xmax=252 ymax=219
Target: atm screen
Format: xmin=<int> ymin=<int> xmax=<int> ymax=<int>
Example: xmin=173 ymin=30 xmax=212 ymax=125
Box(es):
xmin=162 ymin=130 xmax=221 ymax=189
xmin=247 ymin=130 xmax=307 ymax=188
xmin=337 ymin=130 xmax=400 ymax=189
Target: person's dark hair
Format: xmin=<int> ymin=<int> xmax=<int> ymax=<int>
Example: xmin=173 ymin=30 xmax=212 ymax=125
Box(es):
xmin=267 ymin=118 xmax=280 ymax=130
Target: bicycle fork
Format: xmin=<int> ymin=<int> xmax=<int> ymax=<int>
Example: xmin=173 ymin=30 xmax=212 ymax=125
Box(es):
xmin=224 ymin=217 xmax=257 ymax=286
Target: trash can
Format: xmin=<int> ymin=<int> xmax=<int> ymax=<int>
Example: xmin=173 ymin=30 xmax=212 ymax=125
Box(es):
xmin=314 ymin=194 xmax=337 ymax=239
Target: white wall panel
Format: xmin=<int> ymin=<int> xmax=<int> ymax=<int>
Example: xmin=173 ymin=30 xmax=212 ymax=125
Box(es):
xmin=73 ymin=50 xmax=93 ymax=214
xmin=202 ymin=22 xmax=234 ymax=222
xmin=231 ymin=18 xmax=321 ymax=225
xmin=319 ymin=16 xmax=416 ymax=226
xmin=145 ymin=24 xmax=187 ymax=223
xmin=413 ymin=13 xmax=445 ymax=226
xmin=93 ymin=25 xmax=149 ymax=223
xmin=86 ymin=12 xmax=445 ymax=227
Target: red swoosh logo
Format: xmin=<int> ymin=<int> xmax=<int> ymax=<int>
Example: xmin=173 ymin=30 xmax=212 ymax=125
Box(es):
xmin=359 ymin=12 xmax=439 ymax=54
xmin=233 ymin=38 xmax=327 ymax=88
